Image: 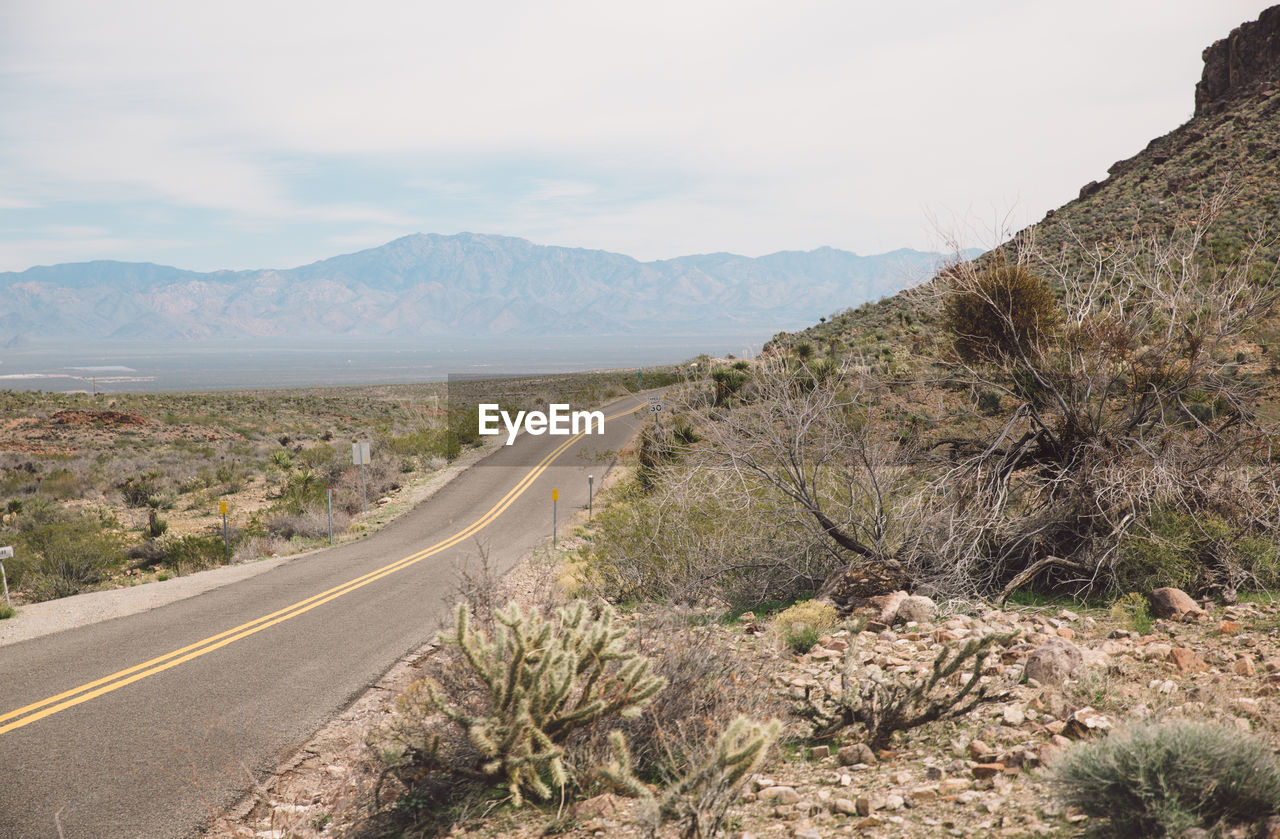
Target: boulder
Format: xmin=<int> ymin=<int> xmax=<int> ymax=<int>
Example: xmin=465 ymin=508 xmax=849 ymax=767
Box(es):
xmin=895 ymin=595 xmax=936 ymax=624
xmin=837 ymin=742 xmax=877 ymax=766
xmin=1148 ymin=587 xmax=1203 ymax=621
xmin=864 ymin=591 xmax=907 ymax=624
xmin=1024 ymin=638 xmax=1083 ymax=686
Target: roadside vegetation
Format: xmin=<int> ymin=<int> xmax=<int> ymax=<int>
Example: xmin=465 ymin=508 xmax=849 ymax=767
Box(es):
xmin=0 ymin=368 xmax=680 ymax=605
xmin=313 ymin=202 xmax=1280 ymax=839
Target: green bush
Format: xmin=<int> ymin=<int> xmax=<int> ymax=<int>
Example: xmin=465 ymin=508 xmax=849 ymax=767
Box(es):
xmin=1052 ymin=720 xmax=1280 ymax=836
xmin=1 ymin=501 xmax=126 ymax=601
xmin=120 ymin=472 xmax=162 ymax=507
xmin=709 ymin=367 xmax=748 ymax=406
xmin=273 ymin=470 xmax=327 ymax=515
xmin=162 ymin=534 xmax=227 ymax=573
xmin=0 ymin=603 xmax=14 ymax=620
xmin=942 ymin=259 xmax=1059 ymax=363
xmin=1109 ymin=592 xmax=1152 ymax=634
xmin=1115 ymin=508 xmax=1280 ymax=594
xmin=785 ymin=625 xmax=822 ymax=655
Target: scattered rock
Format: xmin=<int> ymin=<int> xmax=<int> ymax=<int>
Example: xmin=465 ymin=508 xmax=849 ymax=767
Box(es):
xmin=967 ymin=739 xmax=995 ymax=761
xmin=572 ymin=793 xmax=625 ymax=820
xmin=1149 ymin=587 xmax=1204 ymax=621
xmin=1002 ymin=705 xmax=1026 ymax=726
xmin=810 ymin=744 xmax=830 ymax=759
xmin=1064 ymin=707 xmax=1112 ymax=738
xmin=1167 ymin=647 xmax=1209 ymax=673
xmin=1234 ymin=656 xmax=1257 ymax=676
xmin=1218 ymin=619 xmax=1243 ymax=634
xmin=972 ymin=763 xmax=1005 ymax=779
xmin=837 ymin=743 xmax=877 ymax=766
xmin=1024 ymin=638 xmax=1083 ymax=685
xmin=760 ymin=786 xmax=801 ymax=805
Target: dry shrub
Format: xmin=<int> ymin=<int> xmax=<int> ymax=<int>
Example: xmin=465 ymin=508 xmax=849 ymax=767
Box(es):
xmin=234 ymin=533 xmax=290 ymax=562
xmin=566 ymin=609 xmax=789 ymax=786
xmin=267 ymin=508 xmax=349 ymax=541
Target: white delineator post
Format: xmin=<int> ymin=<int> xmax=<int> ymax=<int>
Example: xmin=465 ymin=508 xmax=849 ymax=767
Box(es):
xmin=327 ymin=487 xmax=334 ymax=545
xmin=0 ymin=546 xmax=12 ymax=609
xmin=588 ymin=474 xmax=594 ymax=520
xmin=352 ymin=441 xmax=370 ymax=514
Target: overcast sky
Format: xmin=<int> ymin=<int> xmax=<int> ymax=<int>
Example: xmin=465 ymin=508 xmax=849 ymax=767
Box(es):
xmin=0 ymin=1 xmax=1272 ymax=272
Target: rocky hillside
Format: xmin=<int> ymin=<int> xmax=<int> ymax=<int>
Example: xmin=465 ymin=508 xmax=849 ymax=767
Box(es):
xmin=0 ymin=234 xmax=963 ymax=343
xmin=774 ymin=4 xmax=1280 ymax=357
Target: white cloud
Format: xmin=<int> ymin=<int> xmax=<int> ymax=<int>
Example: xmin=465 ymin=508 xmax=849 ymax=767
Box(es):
xmin=0 ymin=0 xmax=1274 ymax=267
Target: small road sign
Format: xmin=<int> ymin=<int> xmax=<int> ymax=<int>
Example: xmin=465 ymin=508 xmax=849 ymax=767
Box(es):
xmin=351 ymin=441 xmax=370 ymax=465
xmin=648 ymin=398 xmax=664 ymax=413
xmin=219 ymin=500 xmax=228 ymax=515
xmin=0 ymin=546 xmax=12 ymax=560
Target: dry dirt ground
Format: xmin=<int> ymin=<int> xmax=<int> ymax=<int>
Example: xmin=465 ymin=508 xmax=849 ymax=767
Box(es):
xmin=205 ymin=571 xmax=1280 ymax=839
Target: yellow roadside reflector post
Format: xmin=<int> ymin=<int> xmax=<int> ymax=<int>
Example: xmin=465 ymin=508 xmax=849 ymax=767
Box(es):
xmin=552 ymin=489 xmax=559 ymax=546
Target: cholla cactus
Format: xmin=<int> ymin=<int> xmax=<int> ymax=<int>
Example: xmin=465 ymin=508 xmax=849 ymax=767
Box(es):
xmin=600 ymin=715 xmax=781 ymax=839
xmin=798 ymin=619 xmax=1015 ymax=749
xmin=424 ymin=600 xmax=665 ymax=805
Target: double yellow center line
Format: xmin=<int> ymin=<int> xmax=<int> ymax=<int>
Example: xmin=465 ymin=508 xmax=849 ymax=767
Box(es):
xmin=0 ymin=400 xmax=644 ymax=736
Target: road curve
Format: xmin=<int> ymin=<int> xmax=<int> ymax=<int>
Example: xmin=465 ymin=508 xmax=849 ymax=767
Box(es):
xmin=0 ymin=391 xmax=653 ymax=839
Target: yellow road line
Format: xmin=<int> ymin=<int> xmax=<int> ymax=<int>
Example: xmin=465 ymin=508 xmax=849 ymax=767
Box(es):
xmin=0 ymin=401 xmax=644 ymax=736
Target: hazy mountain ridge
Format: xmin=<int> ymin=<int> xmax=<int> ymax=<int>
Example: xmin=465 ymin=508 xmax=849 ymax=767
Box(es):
xmin=0 ymin=233 xmax=967 ymax=342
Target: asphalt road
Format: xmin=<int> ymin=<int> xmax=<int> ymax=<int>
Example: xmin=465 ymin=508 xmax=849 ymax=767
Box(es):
xmin=0 ymin=391 xmax=653 ymax=839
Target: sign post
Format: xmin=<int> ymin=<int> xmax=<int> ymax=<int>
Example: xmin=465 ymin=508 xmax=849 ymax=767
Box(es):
xmin=552 ymin=489 xmax=559 ymax=547
xmin=326 ymin=487 xmax=334 ymax=545
xmin=0 ymin=545 xmax=12 ymax=609
xmin=219 ymin=500 xmax=230 ymax=560
xmin=351 ymin=441 xmax=370 ymax=514
xmin=588 ymin=475 xmax=594 ymax=520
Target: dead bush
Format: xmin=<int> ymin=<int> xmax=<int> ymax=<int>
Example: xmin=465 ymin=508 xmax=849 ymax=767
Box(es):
xmin=566 ymin=609 xmax=789 ymax=786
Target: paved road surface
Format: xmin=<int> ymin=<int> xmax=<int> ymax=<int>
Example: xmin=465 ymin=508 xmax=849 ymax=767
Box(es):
xmin=0 ymin=392 xmax=652 ymax=838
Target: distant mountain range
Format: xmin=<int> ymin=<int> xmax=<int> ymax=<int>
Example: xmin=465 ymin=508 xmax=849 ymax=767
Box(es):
xmin=0 ymin=233 xmax=972 ymax=343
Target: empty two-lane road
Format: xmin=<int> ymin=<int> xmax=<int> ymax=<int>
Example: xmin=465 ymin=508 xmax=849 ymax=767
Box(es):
xmin=0 ymin=392 xmax=652 ymax=839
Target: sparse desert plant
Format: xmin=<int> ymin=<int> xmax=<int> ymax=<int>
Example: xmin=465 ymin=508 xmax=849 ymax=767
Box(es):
xmin=266 ymin=508 xmax=347 ymax=541
xmin=382 ymin=600 xmax=665 ymax=807
xmin=1052 ymin=720 xmax=1280 ymax=836
xmin=567 ymin=611 xmax=787 ymax=787
xmin=772 ymin=599 xmax=838 ymax=654
xmin=0 ymin=603 xmax=14 ymax=620
xmin=797 ymin=619 xmax=1015 ymax=749
xmin=162 ymin=533 xmax=228 ymax=573
xmin=599 ymin=715 xmax=781 ymax=839
xmin=1109 ymin=592 xmax=1152 ymax=635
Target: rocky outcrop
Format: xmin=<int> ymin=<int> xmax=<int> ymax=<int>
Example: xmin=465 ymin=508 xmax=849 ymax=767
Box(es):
xmin=1195 ymin=5 xmax=1280 ymax=116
